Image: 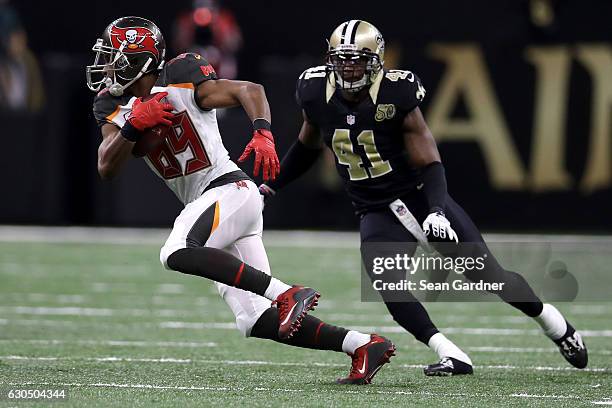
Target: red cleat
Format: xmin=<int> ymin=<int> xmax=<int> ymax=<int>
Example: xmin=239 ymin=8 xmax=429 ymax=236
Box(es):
xmin=273 ymin=286 xmax=320 ymax=339
xmin=336 ymin=334 xmax=396 ymax=385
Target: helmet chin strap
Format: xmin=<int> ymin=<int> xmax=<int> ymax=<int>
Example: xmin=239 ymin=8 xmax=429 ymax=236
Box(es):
xmin=108 ymin=58 xmax=153 ymax=97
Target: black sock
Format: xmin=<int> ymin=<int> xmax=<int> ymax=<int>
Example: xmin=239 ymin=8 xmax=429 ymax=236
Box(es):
xmin=495 ymin=270 xmax=544 ymax=317
xmin=250 ymin=308 xmax=349 ymax=352
xmin=167 ymin=247 xmax=272 ymax=297
xmin=509 ymin=301 xmax=544 ymax=317
xmin=384 ymin=300 xmax=440 ymax=344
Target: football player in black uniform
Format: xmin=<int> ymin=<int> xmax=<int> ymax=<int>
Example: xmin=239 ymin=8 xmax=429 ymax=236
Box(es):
xmin=260 ymin=20 xmax=588 ymax=375
xmin=88 ymin=16 xmax=395 ymax=385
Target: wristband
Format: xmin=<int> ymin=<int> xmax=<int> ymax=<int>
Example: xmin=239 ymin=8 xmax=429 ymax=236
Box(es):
xmin=430 ymin=207 xmax=445 ymax=215
xmin=121 ymin=121 xmax=143 ymax=142
xmin=253 ymin=118 xmax=271 ymax=131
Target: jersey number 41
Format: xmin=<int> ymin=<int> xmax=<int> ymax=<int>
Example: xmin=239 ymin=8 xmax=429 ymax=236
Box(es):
xmin=332 ymin=129 xmax=392 ymax=181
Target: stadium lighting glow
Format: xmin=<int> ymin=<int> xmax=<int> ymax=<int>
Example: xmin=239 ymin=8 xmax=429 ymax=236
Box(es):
xmin=193 ymin=7 xmax=213 ymax=27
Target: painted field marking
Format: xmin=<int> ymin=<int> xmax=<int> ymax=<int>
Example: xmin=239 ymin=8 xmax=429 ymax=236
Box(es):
xmin=0 ymin=381 xmax=595 ymax=402
xmin=0 ymin=306 xmax=199 ymax=318
xmin=0 ymin=339 xmax=216 ymax=348
xmin=1 ymin=226 xmax=611 ymax=247
xmin=2 ymin=317 xmax=612 ymax=340
xmin=1 ymin=355 xmax=610 ymax=373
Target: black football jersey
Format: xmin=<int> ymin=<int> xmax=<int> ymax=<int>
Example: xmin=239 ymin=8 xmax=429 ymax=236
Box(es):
xmin=93 ymin=53 xmax=217 ymax=128
xmin=296 ymin=66 xmax=426 ymax=213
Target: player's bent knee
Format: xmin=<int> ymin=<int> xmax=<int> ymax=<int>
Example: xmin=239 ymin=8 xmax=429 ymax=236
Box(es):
xmin=160 ymin=247 xmax=171 ymax=270
xmin=161 ymin=247 xmax=186 ymax=271
xmin=235 ymin=315 xmax=260 ymax=337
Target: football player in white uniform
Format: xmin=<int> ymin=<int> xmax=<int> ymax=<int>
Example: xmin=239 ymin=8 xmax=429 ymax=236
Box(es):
xmin=88 ymin=16 xmax=395 ymax=384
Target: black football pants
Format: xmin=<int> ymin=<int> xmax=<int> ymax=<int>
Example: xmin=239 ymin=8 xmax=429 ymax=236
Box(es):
xmin=360 ymin=192 xmax=543 ymax=345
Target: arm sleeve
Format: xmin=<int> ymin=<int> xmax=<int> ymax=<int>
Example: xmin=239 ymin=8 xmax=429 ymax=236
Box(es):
xmin=419 ymin=161 xmax=448 ymax=213
xmin=265 ymin=139 xmax=322 ymax=191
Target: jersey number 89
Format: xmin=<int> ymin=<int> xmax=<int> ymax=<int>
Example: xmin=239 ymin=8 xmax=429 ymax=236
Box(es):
xmin=146 ymin=111 xmax=211 ymax=179
xmin=332 ymin=129 xmax=392 ymax=181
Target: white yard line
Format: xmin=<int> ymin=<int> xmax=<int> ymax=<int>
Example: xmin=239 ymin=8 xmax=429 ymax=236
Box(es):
xmin=0 ymin=306 xmax=199 ymax=318
xmin=1 ymin=355 xmax=610 ymax=374
xmin=1 ymin=296 xmax=608 ymax=326
xmin=570 ymin=305 xmax=612 ymax=315
xmin=1 ymin=338 xmax=610 ymax=355
xmin=0 ymin=379 xmax=591 ymax=401
xmin=159 ymin=321 xmax=238 ymax=330
xmin=0 ymin=293 xmax=201 ymax=306
xmin=0 ymin=226 xmax=169 ymax=245
xmin=509 ymin=393 xmax=580 ymax=399
xmin=467 ymin=346 xmax=612 ymax=356
xmin=158 ymin=321 xmax=612 ymax=337
xmin=2 ymin=316 xmax=612 ymax=338
xmin=1 ymin=226 xmax=611 ymax=247
xmin=0 ymin=339 xmax=216 ymax=348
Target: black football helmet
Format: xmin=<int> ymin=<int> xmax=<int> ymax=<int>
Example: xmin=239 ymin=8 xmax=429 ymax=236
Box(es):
xmin=86 ymin=16 xmax=166 ymax=96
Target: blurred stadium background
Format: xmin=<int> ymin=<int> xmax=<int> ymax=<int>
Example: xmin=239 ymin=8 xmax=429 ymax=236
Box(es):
xmin=1 ymin=0 xmax=611 ymax=231
xmin=1 ymin=0 xmax=611 ymax=406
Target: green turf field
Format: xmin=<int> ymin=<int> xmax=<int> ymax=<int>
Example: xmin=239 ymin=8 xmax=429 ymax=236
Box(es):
xmin=0 ymin=230 xmax=610 ymax=407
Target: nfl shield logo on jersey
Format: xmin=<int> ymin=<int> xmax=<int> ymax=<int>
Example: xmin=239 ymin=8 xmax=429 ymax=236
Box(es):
xmin=392 ymin=204 xmax=407 ymax=216
xmin=346 ymin=114 xmax=355 ymax=125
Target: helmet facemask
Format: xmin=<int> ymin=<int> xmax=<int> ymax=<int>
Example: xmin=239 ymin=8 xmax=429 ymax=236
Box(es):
xmin=326 ymin=46 xmax=382 ymax=92
xmin=86 ymin=38 xmax=154 ymax=96
xmin=87 ymin=39 xmax=127 ymax=92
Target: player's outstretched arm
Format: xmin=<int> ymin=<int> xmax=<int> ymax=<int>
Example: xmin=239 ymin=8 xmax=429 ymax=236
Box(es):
xmin=197 ymin=79 xmax=280 ymax=181
xmin=403 ymin=107 xmax=457 ymax=242
xmin=197 ymin=79 xmax=270 ymax=119
xmin=259 ymin=111 xmax=323 ymax=198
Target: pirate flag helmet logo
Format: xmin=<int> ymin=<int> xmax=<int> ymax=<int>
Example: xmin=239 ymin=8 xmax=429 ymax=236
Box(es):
xmin=86 ymin=16 xmax=166 ymax=96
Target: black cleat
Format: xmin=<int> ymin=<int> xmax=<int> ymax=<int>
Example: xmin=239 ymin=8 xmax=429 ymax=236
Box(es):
xmin=424 ymin=357 xmax=473 ymax=376
xmin=554 ymin=322 xmax=588 ymax=369
xmin=336 ymin=334 xmax=396 ymax=385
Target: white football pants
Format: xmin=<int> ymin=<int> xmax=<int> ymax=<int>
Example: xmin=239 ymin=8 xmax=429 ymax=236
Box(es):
xmin=160 ymin=180 xmax=272 ymax=336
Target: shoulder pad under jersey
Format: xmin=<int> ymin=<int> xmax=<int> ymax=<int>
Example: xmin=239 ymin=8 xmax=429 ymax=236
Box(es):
xmin=157 ymin=52 xmax=217 ymax=88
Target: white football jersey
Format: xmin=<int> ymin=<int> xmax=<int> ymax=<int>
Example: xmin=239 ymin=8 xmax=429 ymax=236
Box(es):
xmin=93 ymin=53 xmax=241 ymax=205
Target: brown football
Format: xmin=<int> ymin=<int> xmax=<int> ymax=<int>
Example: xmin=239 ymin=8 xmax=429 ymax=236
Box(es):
xmin=131 ymin=92 xmax=171 ymax=158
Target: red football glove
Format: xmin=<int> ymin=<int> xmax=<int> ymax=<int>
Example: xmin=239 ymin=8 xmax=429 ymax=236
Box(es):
xmin=238 ymin=129 xmax=280 ymax=181
xmin=128 ymin=92 xmax=175 ymax=131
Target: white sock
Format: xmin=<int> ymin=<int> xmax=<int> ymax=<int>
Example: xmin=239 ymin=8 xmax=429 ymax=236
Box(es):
xmin=342 ymin=331 xmax=371 ymax=354
xmin=534 ymin=304 xmax=567 ymax=340
xmin=428 ymin=333 xmax=472 ymax=366
xmin=263 ymin=277 xmax=292 ymax=301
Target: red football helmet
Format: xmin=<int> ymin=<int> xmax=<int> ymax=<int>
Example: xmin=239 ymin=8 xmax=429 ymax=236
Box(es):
xmin=86 ymin=16 xmax=166 ymax=96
